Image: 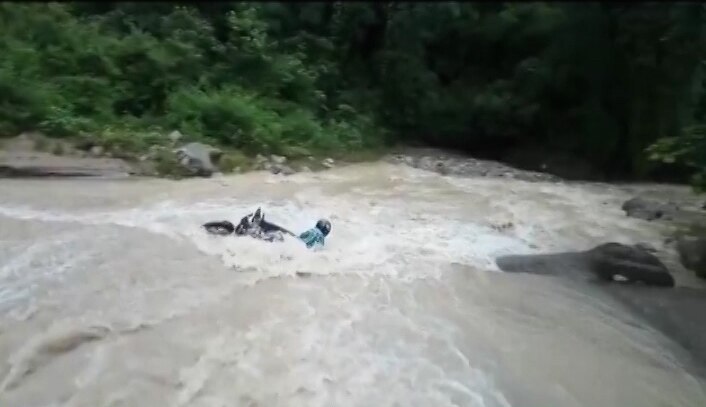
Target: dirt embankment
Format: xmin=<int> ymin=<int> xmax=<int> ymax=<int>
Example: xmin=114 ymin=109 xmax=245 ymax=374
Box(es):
xmin=0 ymin=133 xmax=136 ymax=178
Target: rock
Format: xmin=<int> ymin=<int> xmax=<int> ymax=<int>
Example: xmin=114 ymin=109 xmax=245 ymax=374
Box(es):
xmin=621 ymin=197 xmax=679 ymax=221
xmin=418 ymin=156 xmax=432 ymax=170
xmin=254 ymin=154 xmax=268 ymax=170
xmin=167 ymin=130 xmax=183 ymax=144
xmin=173 ymin=142 xmax=223 ymax=177
xmin=322 ymin=158 xmax=335 ymax=168
xmin=387 ymin=149 xmax=561 ymax=182
xmin=491 ymin=222 xmax=514 ymax=232
xmin=677 ymin=236 xmax=706 ymax=279
xmin=4 ymin=131 xmax=44 ymax=152
xmin=269 ymin=164 xmax=295 ymax=176
xmin=496 ymin=242 xmax=675 ymax=287
xmin=587 ymin=243 xmax=674 ymax=287
xmin=300 ymin=166 xmax=311 ymax=172
xmin=613 ymin=274 xmax=630 ymax=282
xmin=0 ymin=165 xmax=108 ymax=177
xmin=435 ymin=161 xmax=449 ymax=175
xmin=90 ymin=146 xmax=104 ymax=157
xmin=634 ymin=242 xmax=657 ymax=253
xmin=0 ymin=149 xmax=134 ymax=178
xmin=270 ymin=154 xmax=287 ymax=165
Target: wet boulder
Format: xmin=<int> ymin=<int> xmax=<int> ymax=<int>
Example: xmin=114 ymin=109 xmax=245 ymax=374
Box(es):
xmin=270 ymin=154 xmax=287 ymax=165
xmin=269 ymin=163 xmax=295 ymax=176
xmin=677 ymin=236 xmax=706 ymax=279
xmin=167 ymin=130 xmax=184 ymax=145
xmin=587 ymin=243 xmax=674 ymax=286
xmin=496 ymin=242 xmax=675 ymax=287
xmin=174 ymin=142 xmax=222 ymax=177
xmin=322 ymin=158 xmax=335 ymax=168
xmin=621 ymin=197 xmax=678 ymax=221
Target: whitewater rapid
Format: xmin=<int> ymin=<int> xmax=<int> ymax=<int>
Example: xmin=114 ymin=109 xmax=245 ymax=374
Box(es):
xmin=0 ymin=162 xmax=704 ymax=407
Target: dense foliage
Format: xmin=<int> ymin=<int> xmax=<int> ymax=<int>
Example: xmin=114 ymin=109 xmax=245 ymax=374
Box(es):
xmin=1 ymin=2 xmax=705 ymax=183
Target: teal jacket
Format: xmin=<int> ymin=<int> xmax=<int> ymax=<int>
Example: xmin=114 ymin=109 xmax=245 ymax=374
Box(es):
xmin=299 ymin=227 xmax=325 ymax=249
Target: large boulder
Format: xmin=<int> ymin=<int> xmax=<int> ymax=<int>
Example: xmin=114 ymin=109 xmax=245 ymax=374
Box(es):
xmin=270 ymin=154 xmax=287 ymax=165
xmin=167 ymin=130 xmax=184 ymax=145
xmin=586 ymin=243 xmax=675 ymax=286
xmin=677 ymin=236 xmax=706 ymax=279
xmin=173 ymin=142 xmax=222 ymax=177
xmin=496 ymin=242 xmax=675 ymax=287
xmin=621 ymin=197 xmax=679 ymax=221
xmin=268 ymin=163 xmax=295 ymax=175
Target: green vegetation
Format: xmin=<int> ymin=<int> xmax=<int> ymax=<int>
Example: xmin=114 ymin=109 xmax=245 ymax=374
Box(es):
xmin=0 ymin=3 xmax=705 ymax=185
xmin=648 ymin=125 xmax=706 ymax=192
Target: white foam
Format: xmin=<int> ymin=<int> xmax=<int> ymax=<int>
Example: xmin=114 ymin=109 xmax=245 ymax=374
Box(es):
xmin=0 ymin=165 xmax=695 ymax=406
xmin=0 ymin=189 xmax=538 ymax=284
xmin=173 ymin=289 xmax=511 ymax=407
xmin=0 ymin=230 xmax=98 ymax=309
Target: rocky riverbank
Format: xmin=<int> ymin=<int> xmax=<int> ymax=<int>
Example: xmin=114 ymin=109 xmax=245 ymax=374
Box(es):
xmin=0 ymin=133 xmax=596 ymax=183
xmin=2 ymin=147 xmax=706 ymax=404
xmin=3 ymin=133 xmax=704 ymax=282
xmin=1 ymin=135 xmax=570 ymax=181
xmin=385 ymin=147 xmax=562 ymax=183
xmin=0 ymin=133 xmax=135 ymax=178
xmin=0 ymin=132 xmax=346 ymax=179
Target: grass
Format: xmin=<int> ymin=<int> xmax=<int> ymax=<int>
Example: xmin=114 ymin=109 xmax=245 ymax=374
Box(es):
xmin=217 ymin=150 xmax=254 ymax=173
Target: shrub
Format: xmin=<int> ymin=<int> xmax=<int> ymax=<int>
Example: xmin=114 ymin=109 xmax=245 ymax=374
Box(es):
xmin=648 ymin=125 xmax=706 ymax=192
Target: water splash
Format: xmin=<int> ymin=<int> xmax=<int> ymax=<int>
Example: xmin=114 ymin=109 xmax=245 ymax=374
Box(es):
xmin=0 ymin=164 xmax=703 ymax=407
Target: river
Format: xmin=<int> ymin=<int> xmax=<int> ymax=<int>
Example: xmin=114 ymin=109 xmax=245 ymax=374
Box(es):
xmin=1 ymin=161 xmax=705 ymax=407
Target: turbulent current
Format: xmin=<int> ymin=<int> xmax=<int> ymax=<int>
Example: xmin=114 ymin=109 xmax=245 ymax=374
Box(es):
xmin=0 ymin=162 xmax=705 ymax=407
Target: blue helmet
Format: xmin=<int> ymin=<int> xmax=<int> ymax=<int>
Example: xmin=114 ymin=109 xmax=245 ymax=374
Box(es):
xmin=316 ymin=219 xmax=331 ymax=236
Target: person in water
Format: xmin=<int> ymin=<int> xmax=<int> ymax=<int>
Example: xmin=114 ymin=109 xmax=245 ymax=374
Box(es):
xmin=204 ymin=209 xmax=331 ymax=249
xmin=298 ymin=219 xmax=331 ymax=249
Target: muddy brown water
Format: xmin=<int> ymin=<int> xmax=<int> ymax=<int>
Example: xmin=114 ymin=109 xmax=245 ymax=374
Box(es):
xmin=1 ymin=162 xmax=705 ymax=407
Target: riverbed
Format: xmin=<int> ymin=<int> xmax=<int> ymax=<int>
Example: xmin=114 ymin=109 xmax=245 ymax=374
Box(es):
xmin=1 ymin=161 xmax=705 ymax=407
